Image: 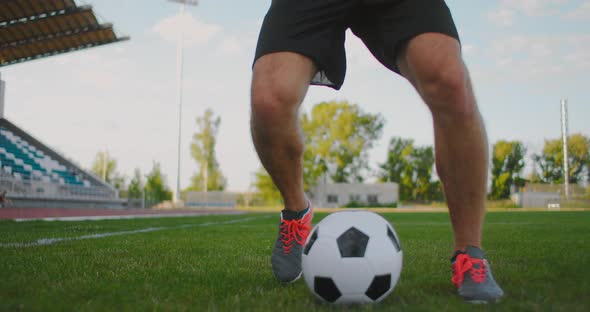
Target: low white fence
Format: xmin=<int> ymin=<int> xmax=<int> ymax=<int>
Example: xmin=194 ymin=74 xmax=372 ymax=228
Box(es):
xmin=185 ymin=191 xmax=237 ymax=208
xmin=0 ymin=176 xmax=117 ymax=201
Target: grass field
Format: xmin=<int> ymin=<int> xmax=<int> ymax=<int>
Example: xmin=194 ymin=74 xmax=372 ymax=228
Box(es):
xmin=1 ymin=211 xmax=589 ymax=311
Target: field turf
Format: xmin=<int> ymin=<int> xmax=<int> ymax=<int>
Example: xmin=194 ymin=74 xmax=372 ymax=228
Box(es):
xmin=1 ymin=211 xmax=588 ymax=311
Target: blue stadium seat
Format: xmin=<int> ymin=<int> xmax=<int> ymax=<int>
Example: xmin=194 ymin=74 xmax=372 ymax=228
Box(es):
xmin=0 ymin=127 xmax=87 ymax=187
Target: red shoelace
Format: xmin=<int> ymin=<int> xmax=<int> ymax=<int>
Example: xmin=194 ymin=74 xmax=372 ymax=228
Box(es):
xmin=452 ymin=254 xmax=487 ymax=288
xmin=279 ymin=217 xmax=310 ymax=254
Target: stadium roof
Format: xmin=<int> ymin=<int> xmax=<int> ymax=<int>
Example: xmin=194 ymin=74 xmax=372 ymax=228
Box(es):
xmin=0 ymin=0 xmax=129 ymax=67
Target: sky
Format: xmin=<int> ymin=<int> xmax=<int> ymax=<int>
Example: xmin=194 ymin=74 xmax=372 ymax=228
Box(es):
xmin=2 ymin=0 xmax=589 ymax=193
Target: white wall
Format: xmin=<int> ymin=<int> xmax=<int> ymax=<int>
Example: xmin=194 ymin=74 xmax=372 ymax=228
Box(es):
xmin=312 ymin=182 xmax=398 ymax=208
xmin=185 ymin=191 xmax=237 ymax=208
xmin=512 ymin=192 xmax=560 ymax=208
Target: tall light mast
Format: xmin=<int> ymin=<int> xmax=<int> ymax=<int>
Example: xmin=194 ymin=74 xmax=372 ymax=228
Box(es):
xmin=168 ymin=0 xmax=198 ymax=203
xmin=560 ymin=98 xmax=569 ymax=200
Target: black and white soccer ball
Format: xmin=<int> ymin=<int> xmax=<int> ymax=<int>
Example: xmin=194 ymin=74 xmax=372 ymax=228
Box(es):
xmin=302 ymin=211 xmax=403 ymax=304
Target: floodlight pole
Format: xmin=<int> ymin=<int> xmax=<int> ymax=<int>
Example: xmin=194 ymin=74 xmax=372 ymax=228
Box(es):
xmin=560 ymin=98 xmax=569 ymax=200
xmin=169 ymin=0 xmax=198 ymax=203
xmin=174 ymin=3 xmax=185 ymax=204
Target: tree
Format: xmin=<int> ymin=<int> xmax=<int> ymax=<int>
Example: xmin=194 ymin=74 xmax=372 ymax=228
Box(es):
xmin=533 ymin=133 xmax=590 ymax=184
xmin=378 ymin=137 xmax=413 ymax=200
xmin=527 ymin=164 xmax=544 ymax=184
xmin=411 ymin=145 xmax=443 ymax=201
xmin=187 ymin=109 xmax=227 ymax=192
xmin=301 ymin=101 xmax=385 ymax=189
xmin=489 ymin=141 xmax=526 ymax=199
xmin=145 ymin=162 xmax=172 ymax=204
xmin=127 ymin=168 xmax=144 ymax=199
xmin=251 ymin=167 xmax=282 ymax=205
xmin=91 ymin=151 xmax=125 ymax=190
xmin=378 ymin=137 xmax=443 ymax=201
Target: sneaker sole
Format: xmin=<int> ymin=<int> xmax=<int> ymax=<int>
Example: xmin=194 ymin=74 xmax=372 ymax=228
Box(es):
xmin=275 ymin=271 xmax=303 ymax=284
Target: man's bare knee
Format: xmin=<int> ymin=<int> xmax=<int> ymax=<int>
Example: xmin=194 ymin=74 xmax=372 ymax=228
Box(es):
xmin=420 ymin=62 xmax=477 ymax=122
xmin=399 ymin=34 xmax=477 ymax=121
xmin=251 ymin=84 xmax=301 ymax=124
xmin=250 ymin=53 xmax=315 ymax=124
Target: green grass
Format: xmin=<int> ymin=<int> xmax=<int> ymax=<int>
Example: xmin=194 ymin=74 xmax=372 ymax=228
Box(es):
xmin=1 ymin=211 xmax=589 ymax=311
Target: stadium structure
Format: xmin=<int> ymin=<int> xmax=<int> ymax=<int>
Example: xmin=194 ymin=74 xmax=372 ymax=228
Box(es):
xmin=0 ymin=0 xmax=128 ymax=208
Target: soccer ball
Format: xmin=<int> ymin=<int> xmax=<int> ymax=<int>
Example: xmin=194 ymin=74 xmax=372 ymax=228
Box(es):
xmin=302 ymin=210 xmax=403 ymax=304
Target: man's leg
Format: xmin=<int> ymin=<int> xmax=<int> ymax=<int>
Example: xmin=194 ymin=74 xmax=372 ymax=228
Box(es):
xmin=251 ymin=52 xmax=316 ymax=212
xmin=251 ymin=52 xmax=316 ymax=283
xmin=397 ymin=33 xmax=503 ymax=302
xmin=397 ymin=33 xmax=487 ymax=253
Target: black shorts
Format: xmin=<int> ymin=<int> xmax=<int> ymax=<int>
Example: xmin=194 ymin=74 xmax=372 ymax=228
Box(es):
xmin=254 ymin=0 xmax=460 ymax=90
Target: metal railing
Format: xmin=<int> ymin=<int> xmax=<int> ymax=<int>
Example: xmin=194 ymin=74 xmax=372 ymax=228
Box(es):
xmin=0 ymin=175 xmax=117 ymax=200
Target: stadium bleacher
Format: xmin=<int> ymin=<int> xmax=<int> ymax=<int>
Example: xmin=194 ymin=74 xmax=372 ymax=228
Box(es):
xmin=0 ymin=126 xmax=87 ymax=187
xmin=0 ymin=118 xmax=119 ymax=203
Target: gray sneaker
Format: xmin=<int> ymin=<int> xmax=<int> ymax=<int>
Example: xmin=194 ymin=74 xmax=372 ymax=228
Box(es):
xmin=271 ymin=205 xmax=313 ymax=283
xmin=452 ymin=246 xmax=504 ymax=303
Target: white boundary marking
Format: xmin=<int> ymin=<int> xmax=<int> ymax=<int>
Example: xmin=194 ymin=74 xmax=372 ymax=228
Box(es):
xmin=0 ymin=215 xmax=271 ymax=248
xmin=394 ymin=221 xmax=532 ymax=225
xmin=14 ymin=211 xmax=244 ymax=222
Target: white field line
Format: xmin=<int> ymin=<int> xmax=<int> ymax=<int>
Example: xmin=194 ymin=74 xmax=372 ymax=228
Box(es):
xmin=15 ymin=211 xmax=244 ymax=222
xmin=0 ymin=215 xmax=272 ymax=248
xmin=393 ymin=221 xmax=532 ymax=226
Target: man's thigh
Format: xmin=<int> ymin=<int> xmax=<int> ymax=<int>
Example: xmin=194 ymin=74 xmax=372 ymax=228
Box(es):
xmin=254 ymin=0 xmax=354 ymax=90
xmin=351 ymin=0 xmax=460 ymax=76
xmin=396 ymin=33 xmax=464 ymax=87
xmin=252 ymin=52 xmax=317 ymax=104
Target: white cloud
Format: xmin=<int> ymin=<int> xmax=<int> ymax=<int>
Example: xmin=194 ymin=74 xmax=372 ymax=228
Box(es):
xmin=488 ymin=9 xmax=514 ymax=26
xmin=462 ymin=44 xmax=476 ymax=55
xmin=565 ymin=0 xmax=590 ymax=18
xmin=488 ymin=0 xmax=569 ymax=27
xmin=152 ymin=13 xmax=222 ymax=46
xmin=484 ymin=33 xmax=590 ymax=82
xmin=219 ymin=37 xmax=243 ymax=55
xmin=499 ymin=0 xmax=567 ymax=16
